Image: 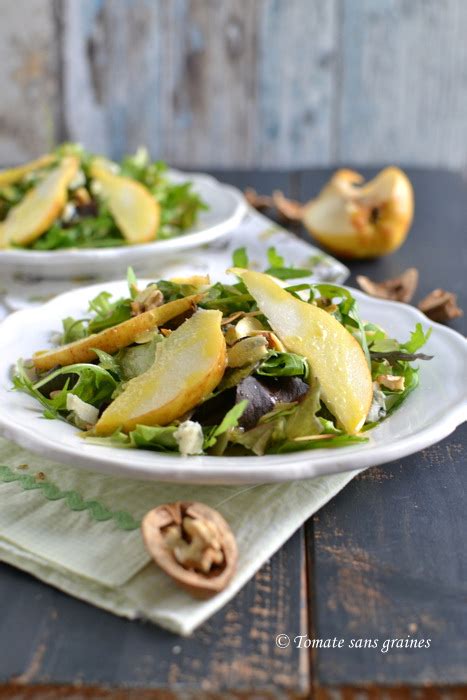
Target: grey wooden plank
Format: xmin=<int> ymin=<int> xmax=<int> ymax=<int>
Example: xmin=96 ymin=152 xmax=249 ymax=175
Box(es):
xmin=298 ymin=168 xmax=467 ymax=685
xmin=309 ymin=424 xmax=467 ymax=686
xmin=0 ymin=530 xmax=309 ymax=698
xmin=337 ymin=0 xmax=467 ymax=169
xmin=0 ymin=0 xmax=60 ymax=164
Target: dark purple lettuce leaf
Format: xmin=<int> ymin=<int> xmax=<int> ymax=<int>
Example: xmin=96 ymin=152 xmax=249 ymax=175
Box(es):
xmin=236 ymin=375 xmax=308 ymax=430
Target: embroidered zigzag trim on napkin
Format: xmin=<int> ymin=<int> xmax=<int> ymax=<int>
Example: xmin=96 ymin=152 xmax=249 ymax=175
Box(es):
xmin=0 ymin=465 xmax=140 ymax=531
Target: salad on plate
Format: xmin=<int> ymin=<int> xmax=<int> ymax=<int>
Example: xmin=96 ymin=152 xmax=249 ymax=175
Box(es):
xmin=13 ymin=249 xmax=432 ymax=457
xmin=0 ymin=144 xmax=206 ymax=250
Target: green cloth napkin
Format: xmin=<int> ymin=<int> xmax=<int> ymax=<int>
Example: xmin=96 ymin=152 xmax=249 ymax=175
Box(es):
xmin=0 ymin=436 xmax=358 ymax=635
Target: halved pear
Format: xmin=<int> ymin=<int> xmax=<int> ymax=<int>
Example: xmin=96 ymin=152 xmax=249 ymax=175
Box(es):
xmin=33 ymin=294 xmax=202 ymax=372
xmin=232 ymin=269 xmax=372 ymax=434
xmin=90 ymin=162 xmax=160 ymax=244
xmin=95 ymin=309 xmax=226 ymax=435
xmin=303 ymin=167 xmax=414 ymax=258
xmin=0 ymin=153 xmax=56 ymax=187
xmin=0 ymin=157 xmax=79 ymax=247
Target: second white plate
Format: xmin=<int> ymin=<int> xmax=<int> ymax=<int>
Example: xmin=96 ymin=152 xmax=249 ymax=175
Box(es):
xmin=0 ymin=170 xmax=247 ymax=278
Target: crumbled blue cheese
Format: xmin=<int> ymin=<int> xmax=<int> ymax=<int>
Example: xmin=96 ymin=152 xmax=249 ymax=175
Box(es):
xmin=62 ymin=202 xmax=76 ymax=223
xmin=90 ymin=180 xmax=103 ymax=196
xmin=68 ymin=169 xmax=86 ymax=190
xmin=366 ymin=383 xmax=387 ymax=423
xmin=133 ymin=146 xmax=149 ymax=168
xmin=174 ymin=421 xmax=204 ymax=456
xmin=105 ymin=161 xmax=120 ymax=174
xmin=66 ymin=394 xmax=99 ymax=426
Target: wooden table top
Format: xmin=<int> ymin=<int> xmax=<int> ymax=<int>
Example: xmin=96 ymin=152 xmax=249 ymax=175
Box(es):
xmin=0 ymin=168 xmax=465 ymax=699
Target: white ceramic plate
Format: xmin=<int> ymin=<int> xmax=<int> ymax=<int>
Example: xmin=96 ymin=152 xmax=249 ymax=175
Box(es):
xmin=0 ymin=170 xmax=247 ymax=278
xmin=0 ymin=280 xmax=465 ymax=485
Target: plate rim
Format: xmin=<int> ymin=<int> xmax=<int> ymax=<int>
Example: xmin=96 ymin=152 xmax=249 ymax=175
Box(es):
xmin=0 ymin=281 xmax=466 ymax=484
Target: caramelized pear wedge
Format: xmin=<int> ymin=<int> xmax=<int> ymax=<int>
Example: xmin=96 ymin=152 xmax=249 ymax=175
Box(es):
xmin=0 ymin=157 xmax=79 ymax=247
xmin=0 ymin=153 xmax=56 ymax=187
xmin=231 ymin=269 xmax=372 ymax=434
xmin=303 ymin=167 xmax=414 ymax=258
xmin=33 ymin=294 xmax=202 ymax=372
xmin=90 ymin=162 xmax=160 ymax=243
xmin=95 ymin=309 xmax=226 ymax=435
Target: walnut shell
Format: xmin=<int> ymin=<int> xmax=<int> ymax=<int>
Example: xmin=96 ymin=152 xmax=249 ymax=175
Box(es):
xmin=141 ymin=501 xmax=238 ymax=599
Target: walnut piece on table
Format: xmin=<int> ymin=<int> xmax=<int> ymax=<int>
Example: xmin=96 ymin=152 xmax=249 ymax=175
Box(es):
xmin=418 ymin=289 xmax=463 ymax=322
xmin=141 ymin=501 xmax=238 ymax=599
xmin=356 ymin=268 xmax=419 ymax=303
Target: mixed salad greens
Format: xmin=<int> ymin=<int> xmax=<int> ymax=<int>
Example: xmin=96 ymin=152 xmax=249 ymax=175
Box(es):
xmin=0 ymin=144 xmax=207 ymax=250
xmin=13 ymin=248 xmax=432 ymax=457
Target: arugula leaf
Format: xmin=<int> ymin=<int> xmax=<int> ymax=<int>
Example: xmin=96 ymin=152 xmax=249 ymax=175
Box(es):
xmin=29 ymin=208 xmax=124 ymax=250
xmin=155 ymin=279 xmax=200 ymax=302
xmin=256 ymin=351 xmax=309 ymax=379
xmin=382 ymin=364 xmax=420 ymax=415
xmin=127 ymin=267 xmax=138 ymax=299
xmin=265 ymin=267 xmax=312 ymax=280
xmin=259 ymin=246 xmax=314 ymax=280
xmin=369 ymin=338 xmax=400 ymax=353
xmin=232 ymin=247 xmax=249 ymax=268
xmin=87 ymin=292 xmax=132 ymax=333
xmin=274 ymin=434 xmax=369 ymax=453
xmin=200 ymin=282 xmax=255 ymax=315
xmin=12 ymin=361 xmax=67 ymax=421
xmin=266 ymin=246 xmax=285 ymax=268
xmin=284 ymin=381 xmax=321 ymax=440
xmin=61 ymin=316 xmax=87 ymax=344
xmin=30 ymin=363 xmax=118 ymax=411
xmin=230 ymin=422 xmax=276 ymax=455
xmin=313 ymin=284 xmax=371 ymax=366
xmin=92 ymin=348 xmax=121 ymax=376
xmin=129 ymin=424 xmax=179 ymax=451
xmin=401 ymin=323 xmax=432 ymax=353
xmin=203 ymin=400 xmax=248 ymax=448
xmin=85 ymin=424 xmax=179 ymax=452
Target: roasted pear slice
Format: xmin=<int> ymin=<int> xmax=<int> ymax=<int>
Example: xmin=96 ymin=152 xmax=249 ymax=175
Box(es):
xmin=303 ymin=167 xmax=414 ymax=258
xmin=0 ymin=157 xmax=79 ymax=247
xmin=90 ymin=162 xmax=160 ymax=243
xmin=232 ymin=269 xmax=372 ymax=434
xmin=0 ymin=154 xmax=56 ymax=187
xmin=33 ymin=295 xmax=202 ymax=372
xmin=95 ymin=309 xmax=226 ymax=435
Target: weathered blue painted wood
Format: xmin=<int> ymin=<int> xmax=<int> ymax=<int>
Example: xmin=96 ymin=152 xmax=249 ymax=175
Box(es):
xmin=0 ymin=0 xmax=59 ymax=163
xmin=255 ymin=0 xmax=337 ymax=167
xmin=337 ymin=0 xmax=467 ymax=169
xmin=63 ymin=0 xmax=262 ymax=166
xmin=2 ymin=0 xmax=467 ymax=169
